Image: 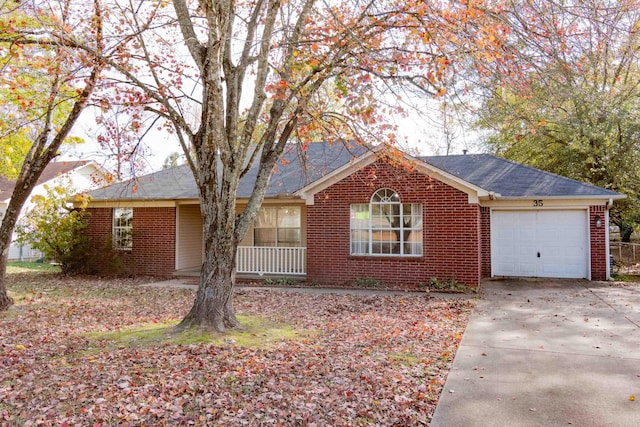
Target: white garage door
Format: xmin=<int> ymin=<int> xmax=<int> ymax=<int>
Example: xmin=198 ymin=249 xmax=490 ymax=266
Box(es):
xmin=492 ymin=210 xmax=588 ymax=279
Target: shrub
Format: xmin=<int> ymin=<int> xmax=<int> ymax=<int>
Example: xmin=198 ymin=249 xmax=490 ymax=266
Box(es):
xmin=16 ymin=182 xmax=91 ymax=275
xmin=421 ymin=277 xmax=476 ymax=293
xmin=263 ymin=277 xmax=301 ymax=287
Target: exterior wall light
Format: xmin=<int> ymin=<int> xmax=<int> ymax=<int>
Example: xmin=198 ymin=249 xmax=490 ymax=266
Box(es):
xmin=594 ymin=215 xmax=602 ymax=228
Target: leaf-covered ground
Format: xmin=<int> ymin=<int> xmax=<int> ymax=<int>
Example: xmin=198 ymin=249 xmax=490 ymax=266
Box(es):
xmin=1 ymin=271 xmax=474 ymax=426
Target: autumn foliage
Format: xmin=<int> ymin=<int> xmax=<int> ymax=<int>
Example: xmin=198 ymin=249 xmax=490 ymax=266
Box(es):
xmin=2 ymin=0 xmax=519 ymax=325
xmin=0 ymin=0 xmax=104 ymax=310
xmin=0 ymin=271 xmax=472 ymax=425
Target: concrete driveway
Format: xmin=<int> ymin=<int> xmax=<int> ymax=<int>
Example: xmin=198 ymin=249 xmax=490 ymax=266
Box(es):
xmin=430 ymin=279 xmax=640 ymax=427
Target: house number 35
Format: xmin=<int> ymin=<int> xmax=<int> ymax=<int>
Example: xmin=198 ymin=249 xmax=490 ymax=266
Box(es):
xmin=533 ymin=200 xmax=544 ymax=207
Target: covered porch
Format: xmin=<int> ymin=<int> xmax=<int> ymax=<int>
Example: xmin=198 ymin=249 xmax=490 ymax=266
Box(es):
xmin=174 ymin=202 xmax=307 ymax=279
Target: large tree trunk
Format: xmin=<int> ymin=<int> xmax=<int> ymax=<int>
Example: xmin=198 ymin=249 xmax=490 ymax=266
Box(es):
xmin=620 ymin=222 xmax=634 ymax=243
xmin=0 ymin=254 xmax=13 ymax=310
xmin=178 ymin=236 xmax=241 ymax=332
xmin=0 ymin=210 xmax=16 ymax=311
xmin=171 ymin=0 xmax=304 ymax=332
xmin=0 ymin=176 xmax=39 ymax=311
xmin=178 ymin=151 xmax=246 ymax=332
xmin=0 ymin=233 xmax=15 ymax=310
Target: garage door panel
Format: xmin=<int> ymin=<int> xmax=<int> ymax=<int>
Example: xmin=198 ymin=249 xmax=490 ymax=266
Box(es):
xmin=518 ymin=229 xmax=536 ymax=241
xmin=518 ymin=244 xmax=536 ymax=255
xmin=539 ymin=263 xmax=584 ymax=278
xmin=494 ymin=262 xmax=516 ymax=275
xmin=517 ymin=262 xmax=537 ymax=276
xmin=492 ymin=210 xmax=588 ymax=279
xmin=493 ymin=231 xmax=512 ymax=244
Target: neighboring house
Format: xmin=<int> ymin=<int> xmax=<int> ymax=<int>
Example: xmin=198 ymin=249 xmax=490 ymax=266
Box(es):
xmin=0 ymin=175 xmax=13 ymax=222
xmin=1 ymin=160 xmax=109 ymax=261
xmin=82 ymin=143 xmax=624 ymax=287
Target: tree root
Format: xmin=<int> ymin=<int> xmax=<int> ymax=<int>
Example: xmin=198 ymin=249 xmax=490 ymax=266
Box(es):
xmin=0 ymin=293 xmax=13 ymax=311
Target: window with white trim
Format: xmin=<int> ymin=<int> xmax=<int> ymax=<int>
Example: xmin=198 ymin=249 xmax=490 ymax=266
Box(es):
xmin=350 ymin=189 xmax=422 ymax=256
xmin=254 ymin=206 xmax=301 ymax=247
xmin=113 ymin=208 xmax=133 ymax=250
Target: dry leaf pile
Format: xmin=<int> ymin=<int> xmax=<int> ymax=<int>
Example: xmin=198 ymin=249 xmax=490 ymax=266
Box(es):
xmin=1 ymin=272 xmax=473 ymax=426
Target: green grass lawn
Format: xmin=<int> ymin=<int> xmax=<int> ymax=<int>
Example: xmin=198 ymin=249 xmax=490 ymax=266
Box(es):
xmin=7 ymin=261 xmax=61 ymax=274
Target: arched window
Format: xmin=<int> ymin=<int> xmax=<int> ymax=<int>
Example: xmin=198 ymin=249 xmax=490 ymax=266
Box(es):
xmin=350 ymin=188 xmax=423 ymax=256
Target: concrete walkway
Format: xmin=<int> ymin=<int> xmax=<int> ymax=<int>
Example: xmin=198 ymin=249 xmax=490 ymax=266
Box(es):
xmin=141 ymin=278 xmax=471 ymax=299
xmin=431 ymin=279 xmax=640 ymax=427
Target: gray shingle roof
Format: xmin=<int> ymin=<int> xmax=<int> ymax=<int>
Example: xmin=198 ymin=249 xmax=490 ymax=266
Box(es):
xmin=86 ymin=145 xmax=622 ymax=201
xmin=86 ymin=165 xmax=197 ymax=200
xmin=421 ymin=153 xmax=621 ymax=198
xmin=87 ymin=142 xmax=368 ymax=201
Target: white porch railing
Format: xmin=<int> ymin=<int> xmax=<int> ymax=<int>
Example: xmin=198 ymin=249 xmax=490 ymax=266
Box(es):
xmin=236 ymin=246 xmax=307 ymax=275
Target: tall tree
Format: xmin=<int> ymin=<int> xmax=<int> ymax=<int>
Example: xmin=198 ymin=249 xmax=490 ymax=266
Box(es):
xmin=162 ymin=152 xmax=184 ymax=170
xmin=0 ymin=0 xmax=104 ymax=310
xmin=471 ymin=0 xmax=640 ymax=239
xmin=62 ymin=0 xmax=517 ymax=330
xmin=94 ymin=105 xmax=150 ymax=181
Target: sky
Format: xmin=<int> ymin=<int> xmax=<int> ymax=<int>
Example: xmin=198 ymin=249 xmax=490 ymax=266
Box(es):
xmin=59 ymin=102 xmax=481 ymax=178
xmin=49 ymin=0 xmax=484 ymax=179
xmin=59 ymin=109 xmax=183 ymax=176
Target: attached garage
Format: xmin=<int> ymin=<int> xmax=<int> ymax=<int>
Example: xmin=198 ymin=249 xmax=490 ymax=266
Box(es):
xmin=424 ymin=154 xmax=625 ymax=282
xmin=491 ymin=210 xmax=589 ymax=279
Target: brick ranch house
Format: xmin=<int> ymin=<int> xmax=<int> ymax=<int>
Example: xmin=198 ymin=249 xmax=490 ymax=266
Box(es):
xmin=81 ymin=143 xmax=624 ymax=287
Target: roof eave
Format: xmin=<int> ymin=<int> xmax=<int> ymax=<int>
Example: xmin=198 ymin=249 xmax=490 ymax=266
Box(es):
xmin=82 ymin=198 xmax=179 ymax=208
xmin=84 ymin=193 xmax=305 ymax=208
xmin=494 ymin=194 xmax=626 ymax=200
xmin=293 ymin=147 xmax=381 ymax=204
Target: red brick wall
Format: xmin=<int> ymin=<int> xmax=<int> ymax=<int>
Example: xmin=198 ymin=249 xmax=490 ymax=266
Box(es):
xmin=480 ymin=206 xmax=491 ymax=278
xmin=85 ymin=207 xmax=176 ymax=276
xmin=85 ymin=207 xmax=116 ymax=274
xmin=589 ymin=205 xmax=607 ymax=281
xmin=307 ymin=158 xmax=481 ymax=287
xmin=85 ymin=208 xmax=112 ymax=245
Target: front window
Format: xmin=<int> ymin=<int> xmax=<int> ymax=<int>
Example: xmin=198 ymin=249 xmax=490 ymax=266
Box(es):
xmin=113 ymin=208 xmax=133 ymax=250
xmin=254 ymin=206 xmax=301 ymax=247
xmin=351 ymin=189 xmax=422 ymax=256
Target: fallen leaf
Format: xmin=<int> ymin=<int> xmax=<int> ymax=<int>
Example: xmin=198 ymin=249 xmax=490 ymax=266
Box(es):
xmin=1 ymin=272 xmax=475 ymax=425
